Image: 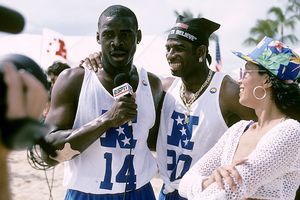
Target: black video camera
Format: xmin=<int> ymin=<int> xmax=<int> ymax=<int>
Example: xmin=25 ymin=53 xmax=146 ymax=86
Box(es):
xmin=0 ymin=54 xmax=52 ymax=151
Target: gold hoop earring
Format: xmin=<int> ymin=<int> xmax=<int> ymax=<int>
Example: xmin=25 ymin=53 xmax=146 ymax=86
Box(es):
xmin=253 ymin=86 xmax=266 ymax=100
xmin=199 ymin=57 xmax=203 ymax=63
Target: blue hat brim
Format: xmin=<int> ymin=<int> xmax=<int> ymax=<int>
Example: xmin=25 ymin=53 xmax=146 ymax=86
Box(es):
xmin=232 ymin=51 xmax=260 ymax=66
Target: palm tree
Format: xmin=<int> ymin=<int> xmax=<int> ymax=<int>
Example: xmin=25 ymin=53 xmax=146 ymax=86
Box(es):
xmin=243 ymin=19 xmax=278 ymax=46
xmin=244 ymin=1 xmax=300 ymax=46
xmin=288 ymin=0 xmax=300 ymax=14
xmin=268 ymin=6 xmax=300 ymax=43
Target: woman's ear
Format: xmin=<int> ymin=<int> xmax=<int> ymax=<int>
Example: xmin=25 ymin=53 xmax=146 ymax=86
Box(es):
xmin=96 ymin=32 xmax=100 ymax=45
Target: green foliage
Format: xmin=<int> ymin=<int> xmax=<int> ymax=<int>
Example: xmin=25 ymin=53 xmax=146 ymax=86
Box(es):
xmin=244 ymin=0 xmax=300 ymax=46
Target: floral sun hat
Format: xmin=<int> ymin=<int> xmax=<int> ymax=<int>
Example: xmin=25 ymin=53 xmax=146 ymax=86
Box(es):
xmin=233 ymin=36 xmax=300 ymax=82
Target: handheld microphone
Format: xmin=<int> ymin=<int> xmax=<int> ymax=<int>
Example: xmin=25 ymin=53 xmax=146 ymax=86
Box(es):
xmin=113 ymin=73 xmax=135 ymax=198
xmin=112 ymin=83 xmax=133 ymax=99
xmin=112 ymin=73 xmax=134 ymax=126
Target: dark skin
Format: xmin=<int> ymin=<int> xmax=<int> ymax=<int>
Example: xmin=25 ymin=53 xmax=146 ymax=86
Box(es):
xmin=43 ymin=15 xmax=163 ymax=165
xmin=163 ymin=38 xmax=255 ymax=125
xmin=81 ymin=38 xmax=256 ymax=150
xmin=147 ymin=38 xmax=256 ymax=149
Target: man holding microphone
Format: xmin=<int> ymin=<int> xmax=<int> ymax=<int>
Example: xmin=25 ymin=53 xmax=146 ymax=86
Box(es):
xmin=42 ymin=5 xmax=163 ymax=200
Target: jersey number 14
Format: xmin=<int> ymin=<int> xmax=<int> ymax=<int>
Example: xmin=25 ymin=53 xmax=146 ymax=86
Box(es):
xmin=100 ymin=152 xmax=136 ymax=191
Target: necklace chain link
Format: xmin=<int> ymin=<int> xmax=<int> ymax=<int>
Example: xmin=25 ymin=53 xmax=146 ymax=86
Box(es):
xmin=180 ymin=70 xmax=213 ymax=110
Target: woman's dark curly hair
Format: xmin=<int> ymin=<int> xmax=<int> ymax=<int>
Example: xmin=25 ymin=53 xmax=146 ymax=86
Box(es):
xmin=258 ymin=65 xmax=300 ymax=121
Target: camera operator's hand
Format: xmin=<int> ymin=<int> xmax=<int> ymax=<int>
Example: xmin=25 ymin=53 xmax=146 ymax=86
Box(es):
xmin=3 ymin=63 xmax=48 ymax=120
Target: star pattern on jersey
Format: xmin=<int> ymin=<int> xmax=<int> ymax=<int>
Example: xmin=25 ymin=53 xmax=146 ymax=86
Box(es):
xmin=116 ymin=127 xmax=125 ymax=136
xmin=122 ymin=136 xmax=131 ymax=146
xmin=175 ymin=116 xmax=184 ymax=125
xmin=168 ymin=110 xmax=198 ymax=150
xmin=100 ymin=110 xmax=137 ymax=149
xmin=180 ymin=127 xmax=187 ymax=136
xmin=182 ymin=138 xmax=190 ymax=147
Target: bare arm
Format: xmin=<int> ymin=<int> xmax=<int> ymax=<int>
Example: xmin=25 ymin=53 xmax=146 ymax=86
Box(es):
xmin=43 ymin=67 xmax=137 ymax=165
xmin=180 ymin=120 xmax=300 ymax=199
xmin=220 ymin=75 xmax=256 ymax=126
xmin=78 ymin=53 xmax=165 ymax=151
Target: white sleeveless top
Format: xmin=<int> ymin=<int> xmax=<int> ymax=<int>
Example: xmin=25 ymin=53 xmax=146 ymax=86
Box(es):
xmin=157 ymin=72 xmax=228 ymax=194
xmin=63 ymin=67 xmax=157 ymax=194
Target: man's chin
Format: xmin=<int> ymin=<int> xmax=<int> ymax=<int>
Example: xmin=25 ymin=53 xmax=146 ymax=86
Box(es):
xmin=170 ymin=70 xmax=181 ymax=77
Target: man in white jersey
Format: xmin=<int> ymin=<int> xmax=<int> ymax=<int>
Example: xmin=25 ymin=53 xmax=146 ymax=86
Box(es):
xmin=80 ymin=15 xmax=256 ymax=200
xmin=42 ymin=5 xmax=163 ymax=200
xmin=156 ymin=16 xmax=256 ymax=200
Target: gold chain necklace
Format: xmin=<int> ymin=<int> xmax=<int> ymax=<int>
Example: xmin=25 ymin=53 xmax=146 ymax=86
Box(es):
xmin=180 ymin=70 xmax=213 ymax=124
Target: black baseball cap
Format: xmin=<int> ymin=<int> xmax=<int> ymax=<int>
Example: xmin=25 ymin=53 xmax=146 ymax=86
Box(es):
xmin=168 ymin=15 xmax=220 ymax=46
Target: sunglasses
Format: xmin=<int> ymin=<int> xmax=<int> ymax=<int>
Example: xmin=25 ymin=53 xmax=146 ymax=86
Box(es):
xmin=239 ymin=68 xmax=267 ymax=80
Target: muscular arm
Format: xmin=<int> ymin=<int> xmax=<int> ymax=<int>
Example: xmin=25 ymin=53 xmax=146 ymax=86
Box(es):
xmin=43 ymin=68 xmax=126 ymax=165
xmin=220 ymin=75 xmax=256 ymax=126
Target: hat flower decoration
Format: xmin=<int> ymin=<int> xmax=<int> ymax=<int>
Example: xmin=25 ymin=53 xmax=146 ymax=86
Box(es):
xmin=233 ymin=36 xmax=300 ymax=82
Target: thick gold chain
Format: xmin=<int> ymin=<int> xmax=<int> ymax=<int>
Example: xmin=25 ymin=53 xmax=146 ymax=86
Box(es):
xmin=180 ymin=70 xmax=213 ymax=110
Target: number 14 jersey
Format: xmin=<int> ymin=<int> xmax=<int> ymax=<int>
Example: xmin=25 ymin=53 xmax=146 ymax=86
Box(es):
xmin=63 ymin=67 xmax=157 ymax=194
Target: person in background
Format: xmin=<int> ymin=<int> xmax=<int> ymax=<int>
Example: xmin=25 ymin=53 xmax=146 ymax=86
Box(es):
xmin=179 ymin=36 xmax=300 ymax=200
xmin=43 ymin=61 xmax=70 ymax=119
xmin=42 ymin=5 xmax=163 ymax=200
xmin=46 ymin=61 xmax=70 ymax=87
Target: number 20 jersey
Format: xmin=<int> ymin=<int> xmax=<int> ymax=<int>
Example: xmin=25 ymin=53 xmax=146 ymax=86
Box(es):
xmin=63 ymin=67 xmax=157 ymax=194
xmin=156 ymin=72 xmax=228 ymax=194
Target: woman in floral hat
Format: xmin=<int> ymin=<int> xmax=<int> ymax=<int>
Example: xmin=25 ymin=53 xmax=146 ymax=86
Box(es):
xmin=178 ymin=36 xmax=300 ymax=200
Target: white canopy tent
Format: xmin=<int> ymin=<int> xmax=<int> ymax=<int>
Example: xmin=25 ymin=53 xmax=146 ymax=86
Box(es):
xmin=0 ymin=30 xmax=171 ymax=77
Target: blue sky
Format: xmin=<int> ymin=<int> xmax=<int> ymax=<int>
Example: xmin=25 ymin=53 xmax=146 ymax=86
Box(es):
xmin=1 ymin=0 xmax=299 ymax=76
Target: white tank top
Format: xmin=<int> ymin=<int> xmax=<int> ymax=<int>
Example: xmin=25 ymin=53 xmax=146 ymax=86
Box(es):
xmin=63 ymin=67 xmax=157 ymax=194
xmin=157 ymin=72 xmax=228 ymax=194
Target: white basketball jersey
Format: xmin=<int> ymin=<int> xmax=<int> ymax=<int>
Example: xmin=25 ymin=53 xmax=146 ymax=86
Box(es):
xmin=157 ymin=72 xmax=228 ymax=194
xmin=63 ymin=67 xmax=157 ymax=194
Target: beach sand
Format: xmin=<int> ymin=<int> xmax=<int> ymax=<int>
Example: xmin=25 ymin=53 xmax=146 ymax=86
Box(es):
xmin=8 ymin=150 xmax=163 ymax=200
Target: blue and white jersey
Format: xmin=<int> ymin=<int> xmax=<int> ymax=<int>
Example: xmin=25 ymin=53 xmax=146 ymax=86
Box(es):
xmin=63 ymin=67 xmax=157 ymax=194
xmin=157 ymin=72 xmax=228 ymax=194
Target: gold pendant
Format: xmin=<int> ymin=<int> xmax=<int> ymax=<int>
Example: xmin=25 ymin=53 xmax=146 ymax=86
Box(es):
xmin=184 ymin=114 xmax=189 ymax=124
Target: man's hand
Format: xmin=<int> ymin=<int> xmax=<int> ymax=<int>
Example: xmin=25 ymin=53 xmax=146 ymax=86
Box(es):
xmin=79 ymin=52 xmax=102 ymax=72
xmin=103 ymin=95 xmax=137 ymax=128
